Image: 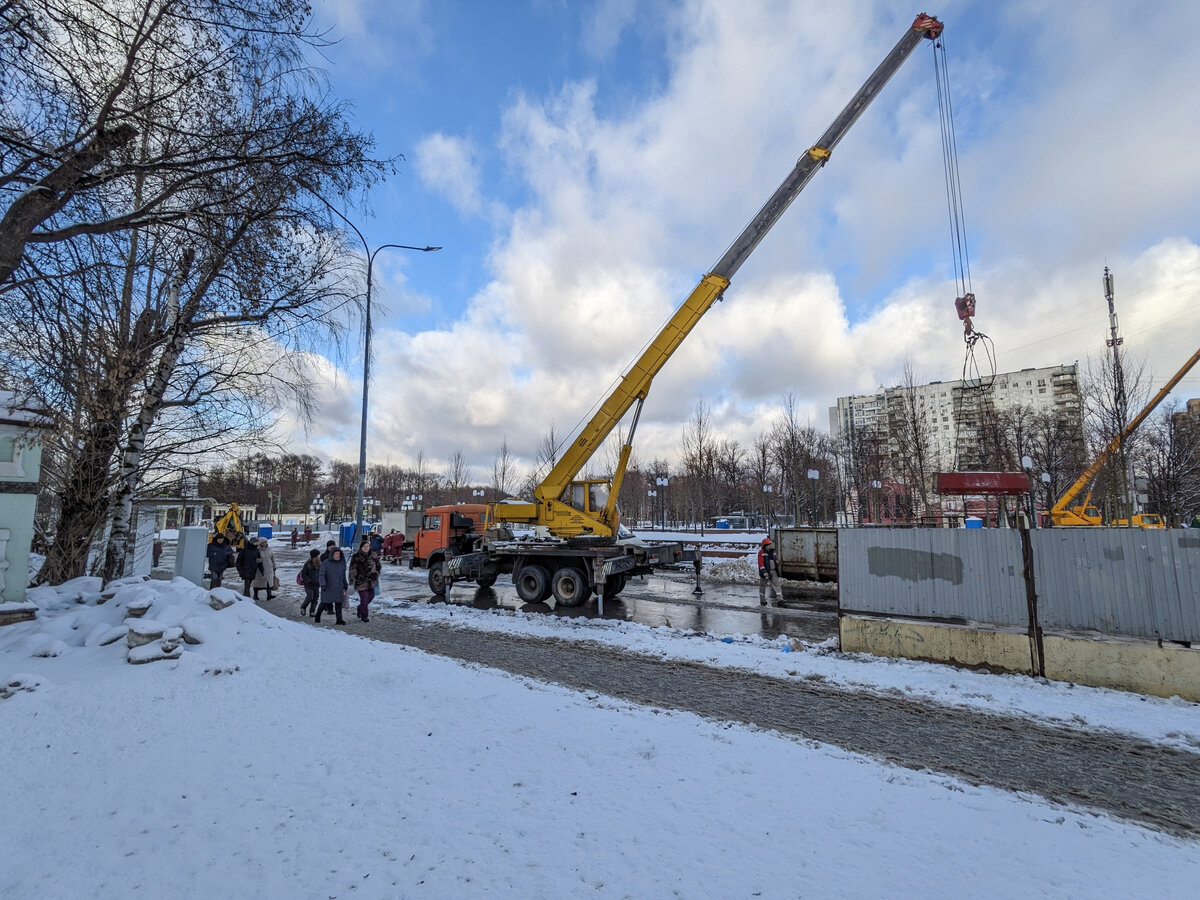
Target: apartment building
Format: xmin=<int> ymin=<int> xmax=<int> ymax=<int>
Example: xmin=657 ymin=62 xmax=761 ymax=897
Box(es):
xmin=830 ymin=363 xmax=1083 ymax=472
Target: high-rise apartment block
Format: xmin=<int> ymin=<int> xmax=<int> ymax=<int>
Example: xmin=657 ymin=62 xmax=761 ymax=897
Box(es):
xmin=829 ymin=363 xmax=1083 ymax=472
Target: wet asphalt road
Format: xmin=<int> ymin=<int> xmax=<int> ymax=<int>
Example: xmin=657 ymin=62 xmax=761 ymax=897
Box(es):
xmin=256 ymin=573 xmax=1200 ymax=839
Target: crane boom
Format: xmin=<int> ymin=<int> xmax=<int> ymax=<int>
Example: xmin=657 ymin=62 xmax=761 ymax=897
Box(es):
xmin=509 ymin=13 xmax=944 ymax=538
xmin=1052 ymin=344 xmax=1200 ymax=522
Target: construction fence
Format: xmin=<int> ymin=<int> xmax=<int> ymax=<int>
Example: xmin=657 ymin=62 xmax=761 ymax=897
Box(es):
xmin=838 ymin=527 xmax=1200 ymax=645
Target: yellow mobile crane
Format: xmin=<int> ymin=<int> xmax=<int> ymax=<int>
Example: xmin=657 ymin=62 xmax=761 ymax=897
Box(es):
xmin=1050 ymin=345 xmax=1200 ymax=527
xmin=439 ymin=13 xmax=945 ymax=605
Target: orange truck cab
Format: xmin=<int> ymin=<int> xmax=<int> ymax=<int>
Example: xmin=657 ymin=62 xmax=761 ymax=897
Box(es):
xmin=411 ymin=504 xmax=489 ymax=590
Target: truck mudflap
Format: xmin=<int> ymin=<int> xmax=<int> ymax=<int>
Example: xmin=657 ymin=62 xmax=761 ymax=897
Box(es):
xmin=445 ymin=551 xmax=487 ymax=582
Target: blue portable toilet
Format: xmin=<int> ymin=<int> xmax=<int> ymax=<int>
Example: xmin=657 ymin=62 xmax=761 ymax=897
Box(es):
xmin=339 ymin=521 xmax=358 ymax=548
xmin=257 ymin=523 xmax=274 ymax=540
xmin=963 ymin=516 xmax=983 ymax=529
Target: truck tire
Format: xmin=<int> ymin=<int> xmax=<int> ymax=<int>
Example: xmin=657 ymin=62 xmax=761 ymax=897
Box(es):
xmin=427 ymin=560 xmax=447 ymax=596
xmin=602 ymin=573 xmax=627 ymax=599
xmin=552 ymin=566 xmax=590 ymax=608
xmin=476 ymin=574 xmax=497 ymax=588
xmin=514 ymin=565 xmax=550 ymax=604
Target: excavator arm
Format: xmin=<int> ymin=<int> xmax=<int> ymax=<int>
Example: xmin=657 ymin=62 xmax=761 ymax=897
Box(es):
xmin=1052 ymin=345 xmax=1200 ymax=524
xmin=504 ymin=13 xmax=944 ymax=538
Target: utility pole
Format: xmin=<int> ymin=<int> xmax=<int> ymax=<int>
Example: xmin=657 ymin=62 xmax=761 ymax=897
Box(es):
xmin=1103 ymin=267 xmax=1132 ymax=522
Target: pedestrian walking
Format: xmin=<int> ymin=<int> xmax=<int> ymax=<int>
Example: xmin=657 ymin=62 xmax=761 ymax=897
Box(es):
xmin=235 ymin=539 xmax=261 ymax=599
xmin=290 ymin=527 xmax=298 ymax=549
xmin=252 ymin=537 xmax=277 ymax=601
xmin=316 ymin=547 xmax=348 ymax=625
xmin=369 ymin=529 xmax=384 ymax=554
xmin=758 ymin=536 xmax=782 ymax=603
xmin=152 ymin=537 xmax=164 ymax=567
xmin=349 ymin=539 xmax=381 ymax=622
xmin=206 ymin=533 xmax=235 ymax=588
xmin=320 ymin=539 xmax=337 ymax=561
xmin=298 ymin=549 xmax=321 ymax=617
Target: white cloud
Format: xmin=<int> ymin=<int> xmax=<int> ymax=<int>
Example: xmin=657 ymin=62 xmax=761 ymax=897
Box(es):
xmin=415 ymin=133 xmax=486 ymax=217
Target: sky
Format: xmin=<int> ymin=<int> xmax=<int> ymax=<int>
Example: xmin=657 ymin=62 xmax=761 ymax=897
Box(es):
xmin=287 ymin=0 xmax=1200 ymax=484
xmin=3 ymin=560 xmax=1198 ymax=896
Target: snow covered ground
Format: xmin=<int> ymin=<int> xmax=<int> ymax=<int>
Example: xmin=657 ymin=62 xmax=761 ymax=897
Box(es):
xmin=1 ymin=574 xmax=1198 ymax=898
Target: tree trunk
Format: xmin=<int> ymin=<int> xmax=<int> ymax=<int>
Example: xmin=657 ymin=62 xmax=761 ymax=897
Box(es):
xmin=103 ymin=250 xmax=194 ymax=584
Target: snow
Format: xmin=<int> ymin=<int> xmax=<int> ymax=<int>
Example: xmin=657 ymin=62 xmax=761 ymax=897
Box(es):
xmin=1 ymin=577 xmax=1197 ymax=898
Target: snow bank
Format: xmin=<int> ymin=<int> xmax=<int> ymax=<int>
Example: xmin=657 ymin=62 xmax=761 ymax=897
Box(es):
xmin=2 ymin=578 xmax=1198 ymax=898
xmin=2 ymin=575 xmax=268 ymax=680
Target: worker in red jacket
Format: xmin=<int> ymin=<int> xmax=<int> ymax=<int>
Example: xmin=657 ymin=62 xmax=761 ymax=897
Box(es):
xmin=757 ymin=536 xmax=782 ymax=604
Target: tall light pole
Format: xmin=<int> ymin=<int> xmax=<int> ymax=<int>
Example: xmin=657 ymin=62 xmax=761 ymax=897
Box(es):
xmin=316 ymin=203 xmax=440 ymax=552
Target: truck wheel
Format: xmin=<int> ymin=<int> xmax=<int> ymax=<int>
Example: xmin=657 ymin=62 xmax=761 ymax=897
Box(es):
xmin=514 ymin=565 xmax=550 ymax=604
xmin=602 ymin=573 xmax=626 ymax=599
xmin=552 ymin=567 xmax=590 ymax=608
xmin=476 ymin=575 xmax=497 ymax=588
xmin=427 ymin=560 xmax=447 ymax=596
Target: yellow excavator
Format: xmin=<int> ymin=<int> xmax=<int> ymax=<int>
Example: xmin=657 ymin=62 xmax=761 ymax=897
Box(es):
xmin=210 ymin=502 xmax=247 ymax=547
xmin=1050 ymin=345 xmax=1200 ymax=527
xmin=435 ymin=14 xmax=946 ymax=605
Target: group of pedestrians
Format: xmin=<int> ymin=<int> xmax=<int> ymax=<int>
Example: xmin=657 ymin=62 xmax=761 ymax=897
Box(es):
xmin=297 ymin=537 xmax=381 ymax=625
xmin=203 ymin=533 xmax=278 ymax=600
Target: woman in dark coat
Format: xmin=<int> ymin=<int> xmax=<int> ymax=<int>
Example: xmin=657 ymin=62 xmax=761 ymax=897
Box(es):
xmin=206 ymin=533 xmax=235 ymax=588
xmin=235 ymin=540 xmax=261 ymax=599
xmin=348 ymin=539 xmax=381 ymax=622
xmin=316 ymin=547 xmax=348 ymax=624
xmin=299 ymin=548 xmax=321 ymax=617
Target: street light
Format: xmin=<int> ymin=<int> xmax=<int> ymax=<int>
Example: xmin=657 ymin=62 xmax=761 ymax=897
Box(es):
xmin=807 ymin=469 xmax=819 ymax=525
xmin=317 ymin=202 xmax=440 ymax=554
xmin=871 ymin=480 xmax=882 ymax=523
xmin=1021 ymin=455 xmax=1035 ymax=529
xmin=1041 ymin=471 xmax=1052 ymax=528
xmin=647 ymin=489 xmax=657 ymax=529
xmin=655 ymin=476 xmax=669 ymax=530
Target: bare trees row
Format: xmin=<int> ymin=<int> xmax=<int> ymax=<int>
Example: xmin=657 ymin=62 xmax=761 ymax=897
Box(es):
xmin=1 ymin=1 xmax=386 ymax=582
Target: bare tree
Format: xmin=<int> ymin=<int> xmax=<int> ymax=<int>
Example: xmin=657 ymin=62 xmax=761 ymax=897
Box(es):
xmin=1083 ymin=349 xmax=1150 ymax=521
xmin=1 ymin=1 xmax=385 ymax=582
xmin=490 ymin=435 xmax=517 ymax=499
xmin=446 ymin=450 xmax=470 ymax=504
xmin=1140 ymin=405 xmax=1200 ymax=526
xmin=886 ymin=359 xmax=939 ymax=516
xmin=0 ymin=0 xmax=384 ymax=283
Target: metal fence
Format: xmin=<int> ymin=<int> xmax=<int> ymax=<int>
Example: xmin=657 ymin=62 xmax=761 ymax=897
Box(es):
xmin=838 ymin=527 xmax=1028 ymax=627
xmin=1032 ymin=529 xmax=1200 ymax=643
xmin=838 ymin=527 xmax=1200 ymax=643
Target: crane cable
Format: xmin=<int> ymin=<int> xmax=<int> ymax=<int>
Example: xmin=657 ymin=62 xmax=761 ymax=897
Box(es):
xmin=933 ymin=34 xmax=995 ymax=395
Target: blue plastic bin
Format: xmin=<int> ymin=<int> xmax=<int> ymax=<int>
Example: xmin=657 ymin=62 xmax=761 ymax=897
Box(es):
xmin=339 ymin=522 xmax=358 ymax=548
xmin=963 ymin=516 xmax=983 ymax=529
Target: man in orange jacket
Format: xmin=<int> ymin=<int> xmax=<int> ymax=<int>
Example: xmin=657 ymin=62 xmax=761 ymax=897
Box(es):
xmin=757 ymin=536 xmax=782 ymax=604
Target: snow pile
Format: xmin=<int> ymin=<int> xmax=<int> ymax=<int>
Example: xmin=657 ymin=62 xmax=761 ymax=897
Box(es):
xmin=9 ymin=575 xmax=260 ymax=673
xmin=3 ymin=578 xmax=1199 ymax=897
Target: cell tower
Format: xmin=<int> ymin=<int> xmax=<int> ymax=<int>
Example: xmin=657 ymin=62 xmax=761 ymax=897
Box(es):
xmin=1103 ymin=266 xmax=1128 ymax=430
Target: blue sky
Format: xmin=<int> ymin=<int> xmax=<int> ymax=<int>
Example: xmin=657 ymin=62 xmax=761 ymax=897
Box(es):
xmin=292 ymin=0 xmax=1200 ymax=480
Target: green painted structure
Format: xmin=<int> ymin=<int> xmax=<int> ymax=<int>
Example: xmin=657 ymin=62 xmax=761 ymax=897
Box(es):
xmin=0 ymin=391 xmax=51 ymax=617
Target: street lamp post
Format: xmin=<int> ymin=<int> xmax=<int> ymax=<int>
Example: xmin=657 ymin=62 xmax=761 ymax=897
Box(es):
xmin=1040 ymin=472 xmax=1051 ymax=528
xmin=871 ymin=480 xmax=882 ymax=523
xmin=807 ymin=469 xmax=819 ymax=526
xmin=647 ymin=490 xmax=657 ymax=528
xmin=316 ymin=202 xmax=440 ymax=554
xmin=655 ymin=476 xmax=669 ymax=530
xmin=762 ymin=484 xmax=773 ymax=526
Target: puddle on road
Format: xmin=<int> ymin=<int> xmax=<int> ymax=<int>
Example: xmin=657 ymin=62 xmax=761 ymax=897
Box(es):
xmin=379 ymin=563 xmax=837 ymax=643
